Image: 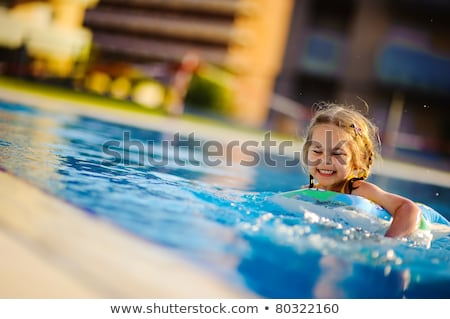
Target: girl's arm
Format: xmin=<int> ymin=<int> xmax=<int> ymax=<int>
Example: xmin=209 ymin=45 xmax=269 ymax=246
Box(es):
xmin=352 ymin=181 xmax=422 ymax=238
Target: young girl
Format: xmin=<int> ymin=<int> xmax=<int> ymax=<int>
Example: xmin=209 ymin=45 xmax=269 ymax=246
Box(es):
xmin=302 ymin=103 xmax=421 ymax=238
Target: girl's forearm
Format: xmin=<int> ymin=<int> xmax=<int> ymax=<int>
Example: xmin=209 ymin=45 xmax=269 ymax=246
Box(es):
xmin=385 ymin=201 xmax=421 ymax=238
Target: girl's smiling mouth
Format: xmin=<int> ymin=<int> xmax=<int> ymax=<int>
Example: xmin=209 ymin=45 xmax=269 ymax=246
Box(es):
xmin=317 ymin=169 xmax=335 ymax=176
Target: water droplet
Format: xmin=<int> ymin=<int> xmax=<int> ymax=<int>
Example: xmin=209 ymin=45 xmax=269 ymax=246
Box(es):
xmin=261 ymin=213 xmax=273 ymax=221
xmin=384 ymin=265 xmax=392 ymax=276
xmin=386 ymin=249 xmax=395 ymax=260
xmin=435 ymin=192 xmax=439 ymax=197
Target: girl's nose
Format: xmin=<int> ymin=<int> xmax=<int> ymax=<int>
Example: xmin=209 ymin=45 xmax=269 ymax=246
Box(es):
xmin=323 ymin=150 xmax=333 ymax=166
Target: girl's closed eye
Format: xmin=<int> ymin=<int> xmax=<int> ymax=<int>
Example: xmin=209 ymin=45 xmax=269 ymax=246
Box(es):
xmin=332 ymin=149 xmax=346 ymax=156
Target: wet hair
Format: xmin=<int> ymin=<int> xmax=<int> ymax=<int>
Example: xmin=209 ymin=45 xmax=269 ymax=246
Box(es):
xmin=301 ymin=102 xmax=381 ymax=179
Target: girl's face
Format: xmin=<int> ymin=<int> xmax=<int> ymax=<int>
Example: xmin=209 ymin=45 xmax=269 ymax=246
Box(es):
xmin=307 ymin=124 xmax=355 ymax=191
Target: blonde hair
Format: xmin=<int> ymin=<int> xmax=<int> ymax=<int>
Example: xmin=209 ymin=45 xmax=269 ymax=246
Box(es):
xmin=301 ymin=102 xmax=381 ymax=179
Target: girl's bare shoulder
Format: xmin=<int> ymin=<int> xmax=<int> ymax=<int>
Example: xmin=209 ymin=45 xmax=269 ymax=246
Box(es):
xmin=352 ymin=180 xmax=384 ymax=197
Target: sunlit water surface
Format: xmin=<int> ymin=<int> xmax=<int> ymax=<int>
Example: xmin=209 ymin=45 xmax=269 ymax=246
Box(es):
xmin=1 ymin=100 xmax=450 ymax=298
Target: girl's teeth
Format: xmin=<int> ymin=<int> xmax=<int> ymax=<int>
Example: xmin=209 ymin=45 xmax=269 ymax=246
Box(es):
xmin=319 ymin=169 xmax=333 ymax=174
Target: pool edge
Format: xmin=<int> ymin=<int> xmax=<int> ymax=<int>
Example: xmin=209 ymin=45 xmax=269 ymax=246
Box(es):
xmin=0 ymin=170 xmax=256 ymax=298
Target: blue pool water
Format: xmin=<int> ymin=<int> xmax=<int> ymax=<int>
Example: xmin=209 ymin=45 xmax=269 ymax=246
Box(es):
xmin=1 ymin=100 xmax=450 ymax=298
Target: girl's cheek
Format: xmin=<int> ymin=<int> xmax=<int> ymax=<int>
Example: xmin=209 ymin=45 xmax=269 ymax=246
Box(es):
xmin=307 ymin=155 xmax=318 ymax=166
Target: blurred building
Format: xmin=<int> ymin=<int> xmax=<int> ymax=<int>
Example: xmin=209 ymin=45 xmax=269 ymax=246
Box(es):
xmin=81 ymin=0 xmax=293 ymax=126
xmin=0 ymin=0 xmax=294 ymax=127
xmin=0 ymin=0 xmax=449 ymax=160
xmin=273 ymin=0 xmax=450 ymax=159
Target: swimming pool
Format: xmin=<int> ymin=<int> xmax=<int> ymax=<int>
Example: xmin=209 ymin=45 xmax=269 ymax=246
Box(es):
xmin=1 ymin=95 xmax=450 ymax=298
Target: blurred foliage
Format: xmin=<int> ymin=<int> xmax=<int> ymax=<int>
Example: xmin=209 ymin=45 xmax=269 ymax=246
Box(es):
xmin=184 ymin=64 xmax=234 ymax=115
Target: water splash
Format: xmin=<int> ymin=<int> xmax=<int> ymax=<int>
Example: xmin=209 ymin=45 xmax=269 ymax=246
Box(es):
xmin=1 ymin=101 xmax=450 ymax=298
